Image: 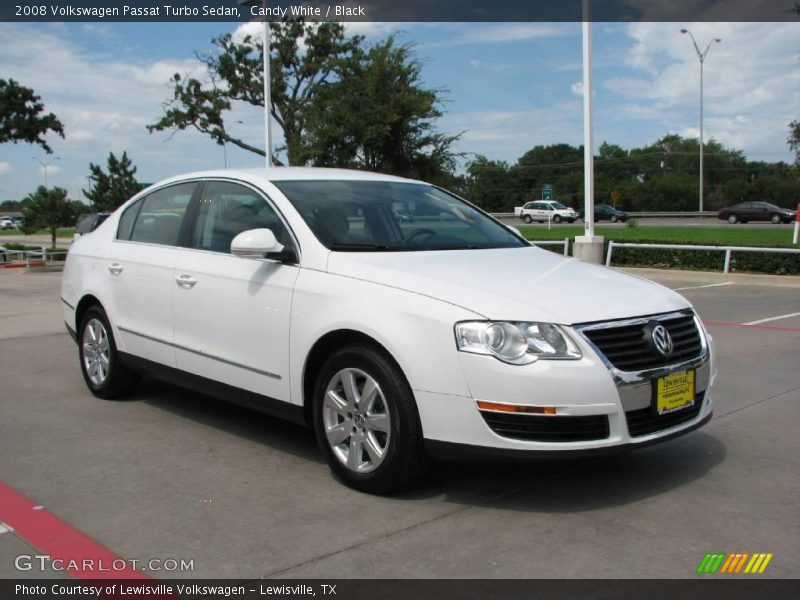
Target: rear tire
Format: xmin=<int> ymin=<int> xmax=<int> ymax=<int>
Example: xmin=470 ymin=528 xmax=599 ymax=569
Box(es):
xmin=524 ymin=215 xmax=532 ymax=224
xmin=78 ymin=306 xmax=139 ymax=399
xmin=312 ymin=344 xmax=429 ymax=494
xmin=727 ymin=214 xmax=738 ymax=224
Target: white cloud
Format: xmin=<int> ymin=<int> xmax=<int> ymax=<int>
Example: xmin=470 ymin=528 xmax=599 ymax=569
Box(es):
xmin=0 ymin=162 xmax=12 ymax=176
xmin=38 ymin=165 xmax=61 ymax=177
xmin=604 ymin=22 xmax=800 ymax=160
xmin=469 ymin=59 xmax=514 ymax=72
xmin=0 ymin=24 xmax=223 ymax=199
xmin=424 ymin=23 xmax=568 ymax=48
xmin=440 ymin=102 xmax=583 ymax=162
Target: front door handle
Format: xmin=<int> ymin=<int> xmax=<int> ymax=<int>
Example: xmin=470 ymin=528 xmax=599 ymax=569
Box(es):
xmin=175 ymin=274 xmax=197 ymax=288
xmin=108 ymin=263 xmax=123 ymax=275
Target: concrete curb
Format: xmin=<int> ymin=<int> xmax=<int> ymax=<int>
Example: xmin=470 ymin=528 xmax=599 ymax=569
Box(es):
xmin=618 ymin=266 xmax=800 ymax=288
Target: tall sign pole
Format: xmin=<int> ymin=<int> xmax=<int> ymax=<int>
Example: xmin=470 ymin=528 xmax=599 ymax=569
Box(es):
xmin=582 ymin=1 xmax=595 ymax=240
xmin=239 ymin=0 xmax=272 ymax=167
xmin=572 ymin=0 xmax=604 ymax=264
xmin=262 ymin=0 xmax=272 ymax=167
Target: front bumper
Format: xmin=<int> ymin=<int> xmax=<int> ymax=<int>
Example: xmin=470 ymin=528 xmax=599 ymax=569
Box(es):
xmin=416 ymin=314 xmax=715 ymax=455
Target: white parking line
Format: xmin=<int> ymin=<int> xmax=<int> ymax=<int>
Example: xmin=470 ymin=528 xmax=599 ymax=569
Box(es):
xmin=743 ymin=312 xmax=800 ymax=326
xmin=673 ymin=282 xmax=734 ymax=291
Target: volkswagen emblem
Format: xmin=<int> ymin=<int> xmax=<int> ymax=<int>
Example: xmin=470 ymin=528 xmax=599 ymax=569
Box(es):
xmin=651 ymin=324 xmax=674 ymax=356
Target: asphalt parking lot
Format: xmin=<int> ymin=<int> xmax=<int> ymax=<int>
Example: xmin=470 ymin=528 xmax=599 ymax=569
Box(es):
xmin=0 ymin=267 xmax=798 ymax=579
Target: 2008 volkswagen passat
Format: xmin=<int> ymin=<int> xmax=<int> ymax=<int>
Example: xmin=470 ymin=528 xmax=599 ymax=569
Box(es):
xmin=62 ymin=168 xmax=715 ymax=493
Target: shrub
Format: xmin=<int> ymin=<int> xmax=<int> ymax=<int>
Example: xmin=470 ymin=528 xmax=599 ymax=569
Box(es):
xmin=607 ymin=240 xmax=799 ymax=275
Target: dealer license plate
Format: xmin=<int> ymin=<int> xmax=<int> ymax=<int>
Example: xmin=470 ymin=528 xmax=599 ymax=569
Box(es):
xmin=655 ymin=371 xmax=695 ymax=415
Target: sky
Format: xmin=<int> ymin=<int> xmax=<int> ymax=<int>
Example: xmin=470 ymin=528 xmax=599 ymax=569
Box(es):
xmin=0 ymin=20 xmax=798 ymax=202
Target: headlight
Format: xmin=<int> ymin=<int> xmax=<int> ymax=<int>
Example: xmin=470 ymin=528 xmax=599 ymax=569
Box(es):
xmin=455 ymin=321 xmax=582 ymax=365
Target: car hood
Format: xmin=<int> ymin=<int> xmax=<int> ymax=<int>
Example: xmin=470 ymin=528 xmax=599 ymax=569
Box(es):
xmin=326 ymin=246 xmax=691 ymax=324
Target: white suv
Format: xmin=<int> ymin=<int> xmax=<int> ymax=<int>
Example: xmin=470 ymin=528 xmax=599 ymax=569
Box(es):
xmin=515 ymin=201 xmax=577 ymax=224
xmin=62 ymin=168 xmax=714 ymax=493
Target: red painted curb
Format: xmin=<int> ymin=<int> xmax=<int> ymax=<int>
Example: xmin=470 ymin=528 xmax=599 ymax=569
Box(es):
xmin=0 ymin=481 xmax=150 ymax=580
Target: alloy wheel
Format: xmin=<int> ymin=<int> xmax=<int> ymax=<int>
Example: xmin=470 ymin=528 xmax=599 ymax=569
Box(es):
xmin=322 ymin=368 xmax=391 ymax=474
xmin=82 ymin=318 xmax=110 ymax=386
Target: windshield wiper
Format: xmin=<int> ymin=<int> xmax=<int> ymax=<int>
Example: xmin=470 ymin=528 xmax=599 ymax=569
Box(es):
xmin=328 ymin=243 xmax=406 ymax=252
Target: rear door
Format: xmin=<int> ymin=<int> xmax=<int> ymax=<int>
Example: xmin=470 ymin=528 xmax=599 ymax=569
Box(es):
xmin=172 ymin=180 xmax=300 ymax=403
xmin=107 ymin=181 xmax=198 ymax=367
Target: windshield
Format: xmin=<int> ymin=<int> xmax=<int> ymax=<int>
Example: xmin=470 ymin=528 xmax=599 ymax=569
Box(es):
xmin=274 ymin=180 xmax=527 ymax=251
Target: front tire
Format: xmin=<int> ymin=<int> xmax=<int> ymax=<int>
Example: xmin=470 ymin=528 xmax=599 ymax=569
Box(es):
xmin=770 ymin=214 xmax=782 ymax=224
xmin=312 ymin=345 xmax=429 ymax=494
xmin=610 ymin=215 xmax=618 ymax=223
xmin=78 ymin=306 xmax=139 ymax=399
xmin=553 ymin=215 xmax=562 ymax=224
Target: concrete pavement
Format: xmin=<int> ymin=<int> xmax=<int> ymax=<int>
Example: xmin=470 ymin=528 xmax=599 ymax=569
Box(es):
xmin=0 ymin=269 xmax=797 ymax=579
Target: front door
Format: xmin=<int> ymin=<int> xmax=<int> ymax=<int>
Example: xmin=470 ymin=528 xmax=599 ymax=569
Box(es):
xmin=172 ymin=180 xmax=300 ymax=403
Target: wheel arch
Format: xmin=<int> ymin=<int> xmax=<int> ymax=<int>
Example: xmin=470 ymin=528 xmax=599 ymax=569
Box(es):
xmin=75 ymin=294 xmax=103 ymax=331
xmin=301 ymin=329 xmax=404 ymax=424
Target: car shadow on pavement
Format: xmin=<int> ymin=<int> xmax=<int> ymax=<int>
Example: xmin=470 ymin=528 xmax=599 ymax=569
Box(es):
xmin=402 ymin=432 xmax=726 ymax=512
xmin=136 ymin=376 xmax=324 ymax=464
xmin=133 ymin=376 xmax=725 ymax=512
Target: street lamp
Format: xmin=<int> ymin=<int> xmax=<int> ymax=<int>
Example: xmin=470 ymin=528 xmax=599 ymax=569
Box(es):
xmin=32 ymin=156 xmax=60 ymax=188
xmin=681 ymin=29 xmax=721 ymax=215
xmin=238 ymin=0 xmax=272 ymax=167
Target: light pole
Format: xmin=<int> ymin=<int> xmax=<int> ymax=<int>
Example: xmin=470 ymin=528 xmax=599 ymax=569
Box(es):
xmin=238 ymin=0 xmax=272 ymax=167
xmin=681 ymin=29 xmax=721 ymax=215
xmin=32 ymin=156 xmax=60 ymax=188
xmin=572 ymin=0 xmax=605 ymax=265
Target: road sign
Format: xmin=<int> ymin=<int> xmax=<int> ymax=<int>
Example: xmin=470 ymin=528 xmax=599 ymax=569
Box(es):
xmin=542 ymin=184 xmax=553 ymax=201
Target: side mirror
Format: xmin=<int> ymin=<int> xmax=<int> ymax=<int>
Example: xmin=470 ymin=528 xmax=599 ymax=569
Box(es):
xmin=231 ymin=228 xmax=297 ymax=263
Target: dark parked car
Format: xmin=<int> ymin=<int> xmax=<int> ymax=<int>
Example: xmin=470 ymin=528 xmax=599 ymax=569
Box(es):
xmin=718 ymin=202 xmax=795 ymax=224
xmin=578 ymin=204 xmax=629 ymax=223
xmin=73 ymin=212 xmax=110 ymax=240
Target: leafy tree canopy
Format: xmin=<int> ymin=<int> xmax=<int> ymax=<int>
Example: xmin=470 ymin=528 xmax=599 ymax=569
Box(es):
xmin=21 ymin=186 xmax=81 ymax=248
xmin=83 ymin=151 xmax=144 ymax=212
xmin=148 ymin=20 xmax=362 ymax=165
xmin=0 ymin=79 xmax=65 ymax=153
xmin=304 ymin=37 xmax=462 ymax=185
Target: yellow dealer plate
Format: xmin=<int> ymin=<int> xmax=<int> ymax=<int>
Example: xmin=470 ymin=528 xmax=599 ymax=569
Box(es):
xmin=656 ymin=371 xmax=695 ymax=415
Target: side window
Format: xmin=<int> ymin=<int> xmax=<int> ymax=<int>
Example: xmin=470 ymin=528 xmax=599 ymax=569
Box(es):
xmin=129 ymin=183 xmax=195 ymax=246
xmin=523 ymin=202 xmax=534 ymax=210
xmin=190 ymin=181 xmax=288 ymax=254
xmin=117 ymin=199 xmax=143 ymax=240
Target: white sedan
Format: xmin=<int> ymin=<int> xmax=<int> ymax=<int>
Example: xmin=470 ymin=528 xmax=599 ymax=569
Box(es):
xmin=61 ymin=168 xmax=715 ymax=493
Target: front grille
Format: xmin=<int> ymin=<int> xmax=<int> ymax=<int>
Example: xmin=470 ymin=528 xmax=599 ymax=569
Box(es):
xmin=480 ymin=411 xmax=610 ymax=442
xmin=581 ymin=312 xmax=703 ymax=372
xmin=625 ymin=392 xmax=704 ymax=437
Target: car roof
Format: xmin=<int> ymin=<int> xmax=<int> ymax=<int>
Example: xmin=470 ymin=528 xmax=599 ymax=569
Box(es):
xmin=153 ymin=167 xmax=420 ymax=188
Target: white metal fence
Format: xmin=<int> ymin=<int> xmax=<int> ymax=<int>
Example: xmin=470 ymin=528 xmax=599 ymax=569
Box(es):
xmin=0 ymin=248 xmax=68 ymax=268
xmin=529 ymin=239 xmax=570 ymax=256
xmin=605 ymin=242 xmax=800 ymax=274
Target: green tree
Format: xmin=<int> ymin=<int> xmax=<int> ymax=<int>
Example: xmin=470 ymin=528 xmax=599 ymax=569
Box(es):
xmin=83 ymin=151 xmax=144 ymax=212
xmin=463 ymin=155 xmax=516 ymax=211
xmin=148 ymin=20 xmax=362 ymax=165
xmin=789 ymin=120 xmax=800 ymax=166
xmin=21 ymin=186 xmax=80 ymax=248
xmin=0 ymin=79 xmax=64 ymax=153
xmin=305 ymin=38 xmax=461 ymax=184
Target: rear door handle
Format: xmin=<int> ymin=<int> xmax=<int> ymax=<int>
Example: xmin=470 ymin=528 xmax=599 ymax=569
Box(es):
xmin=175 ymin=274 xmax=197 ymax=288
xmin=108 ymin=263 xmax=123 ymax=275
